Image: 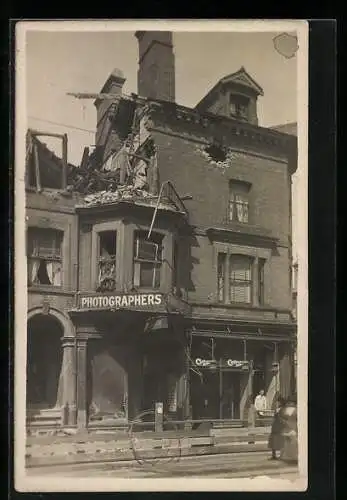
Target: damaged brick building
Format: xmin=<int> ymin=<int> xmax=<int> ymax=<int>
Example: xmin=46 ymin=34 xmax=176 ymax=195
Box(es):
xmin=26 ymin=31 xmax=297 ymax=432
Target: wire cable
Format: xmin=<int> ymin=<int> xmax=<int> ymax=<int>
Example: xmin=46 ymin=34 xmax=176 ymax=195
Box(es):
xmin=28 ymin=116 xmax=95 ymax=134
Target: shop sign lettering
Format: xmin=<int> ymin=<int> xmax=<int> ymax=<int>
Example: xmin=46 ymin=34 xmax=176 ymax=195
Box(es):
xmin=194 ymin=358 xmax=250 ymax=370
xmin=79 ymin=293 xmax=163 ymax=309
xmin=226 ymin=359 xmax=250 ymax=369
xmin=195 ymin=358 xmax=217 ymax=367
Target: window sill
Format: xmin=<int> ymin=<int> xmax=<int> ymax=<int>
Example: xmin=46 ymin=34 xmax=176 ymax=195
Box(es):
xmin=191 ymin=300 xmax=292 ymax=314
xmin=28 ymin=285 xmax=74 ymax=296
xmin=206 ymin=224 xmax=277 ymax=243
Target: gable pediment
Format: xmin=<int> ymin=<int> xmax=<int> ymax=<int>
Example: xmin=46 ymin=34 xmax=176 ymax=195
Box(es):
xmin=221 ymin=68 xmax=264 ymax=96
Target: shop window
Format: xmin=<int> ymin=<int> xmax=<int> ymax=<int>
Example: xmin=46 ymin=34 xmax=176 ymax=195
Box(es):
xmin=229 ymin=254 xmax=253 ymax=304
xmin=133 ymin=231 xmax=163 ymax=289
xmin=217 ymin=253 xmax=227 ymax=302
xmin=97 ymin=231 xmax=117 ymax=292
xmin=229 ymin=94 xmax=250 ymax=121
xmin=229 ymin=180 xmax=250 ymax=224
xmin=27 ymin=228 xmax=63 ymax=287
xmin=258 ymin=258 xmax=266 ymax=305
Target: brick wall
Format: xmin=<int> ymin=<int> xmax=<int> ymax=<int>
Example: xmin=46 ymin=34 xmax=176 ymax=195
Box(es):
xmin=150 ymin=128 xmax=292 ymax=310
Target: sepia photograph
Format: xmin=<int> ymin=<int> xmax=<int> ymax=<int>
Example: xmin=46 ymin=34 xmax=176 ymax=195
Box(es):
xmin=14 ymin=20 xmax=308 ymax=492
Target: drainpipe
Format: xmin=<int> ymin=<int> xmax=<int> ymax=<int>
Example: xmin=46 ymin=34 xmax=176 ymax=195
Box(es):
xmin=72 ymin=214 xmax=81 ymax=426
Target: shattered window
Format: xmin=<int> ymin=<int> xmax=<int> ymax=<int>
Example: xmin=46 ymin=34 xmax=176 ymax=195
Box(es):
xmin=133 ymin=231 xmax=163 ymax=289
xmin=98 ymin=231 xmax=117 ymax=292
xmin=229 ymin=180 xmax=250 ymax=223
xmin=27 ymin=228 xmax=63 ymax=287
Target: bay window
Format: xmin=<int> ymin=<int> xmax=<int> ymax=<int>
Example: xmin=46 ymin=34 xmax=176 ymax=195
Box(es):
xmin=133 ymin=231 xmax=163 ymax=289
xmin=27 ymin=228 xmax=63 ymax=287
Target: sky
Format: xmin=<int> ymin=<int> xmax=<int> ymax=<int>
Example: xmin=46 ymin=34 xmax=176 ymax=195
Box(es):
xmin=24 ymin=24 xmax=301 ymax=259
xmin=26 ymin=29 xmax=297 ymax=167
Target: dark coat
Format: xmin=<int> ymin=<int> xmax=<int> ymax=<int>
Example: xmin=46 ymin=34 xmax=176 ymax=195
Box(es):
xmin=268 ymin=409 xmax=284 ymax=451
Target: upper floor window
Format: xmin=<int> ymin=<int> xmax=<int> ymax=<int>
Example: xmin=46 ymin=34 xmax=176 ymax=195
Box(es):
xmin=229 ymin=254 xmax=253 ymax=304
xmin=27 ymin=228 xmax=63 ymax=287
xmin=97 ymin=231 xmax=117 ymax=292
xmin=229 ymin=180 xmax=250 ymax=224
xmin=229 ymin=94 xmax=250 ymax=121
xmin=133 ymin=231 xmax=163 ymax=289
xmin=217 ymin=253 xmax=254 ymax=305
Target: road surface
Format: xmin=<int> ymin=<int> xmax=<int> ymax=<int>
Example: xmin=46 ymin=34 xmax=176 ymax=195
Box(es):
xmin=27 ymin=451 xmax=299 ymax=479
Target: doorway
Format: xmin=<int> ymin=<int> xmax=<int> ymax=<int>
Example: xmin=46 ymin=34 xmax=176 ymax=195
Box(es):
xmin=221 ymin=372 xmax=242 ymax=419
xmin=26 ymin=314 xmax=63 ymax=409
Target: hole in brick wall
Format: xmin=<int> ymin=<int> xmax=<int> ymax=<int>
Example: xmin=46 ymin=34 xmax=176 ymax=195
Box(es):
xmin=204 ymin=144 xmax=227 ymax=162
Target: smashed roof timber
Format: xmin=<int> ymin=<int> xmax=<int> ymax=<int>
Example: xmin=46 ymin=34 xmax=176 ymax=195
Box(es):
xmin=27 ymin=130 xmax=68 ymax=191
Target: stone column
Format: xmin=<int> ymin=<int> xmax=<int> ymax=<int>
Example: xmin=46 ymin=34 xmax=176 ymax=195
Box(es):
xmin=76 ymin=338 xmax=89 ymax=429
xmin=61 ymin=337 xmax=77 ymax=425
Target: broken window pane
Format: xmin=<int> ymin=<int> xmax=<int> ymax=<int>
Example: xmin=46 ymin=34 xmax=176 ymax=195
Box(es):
xmin=133 ymin=232 xmax=162 ymax=289
xmin=229 ymin=181 xmax=251 ymax=223
xmin=98 ymin=231 xmax=117 ymax=291
xmin=27 ymin=228 xmax=63 ymax=286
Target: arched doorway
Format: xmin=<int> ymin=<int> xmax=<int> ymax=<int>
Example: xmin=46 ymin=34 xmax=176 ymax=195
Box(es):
xmin=26 ymin=314 xmax=63 ymax=409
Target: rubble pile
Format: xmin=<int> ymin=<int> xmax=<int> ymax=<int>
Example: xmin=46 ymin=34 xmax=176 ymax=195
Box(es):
xmin=83 ymin=185 xmax=156 ymax=206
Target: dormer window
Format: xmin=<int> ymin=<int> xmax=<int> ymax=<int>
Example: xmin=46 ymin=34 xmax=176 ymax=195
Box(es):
xmin=229 ymin=94 xmax=250 ymax=121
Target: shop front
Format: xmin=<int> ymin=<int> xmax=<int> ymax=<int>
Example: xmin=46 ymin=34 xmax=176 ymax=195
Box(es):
xmin=69 ymin=291 xmax=189 ymax=428
xmin=188 ymin=329 xmax=294 ymax=425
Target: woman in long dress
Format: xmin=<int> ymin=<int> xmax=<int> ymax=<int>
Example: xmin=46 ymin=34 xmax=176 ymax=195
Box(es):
xmin=268 ymin=397 xmax=286 ymax=460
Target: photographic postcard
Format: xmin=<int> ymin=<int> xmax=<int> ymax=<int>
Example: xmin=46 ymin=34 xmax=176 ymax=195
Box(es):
xmin=14 ymin=19 xmax=308 ymax=492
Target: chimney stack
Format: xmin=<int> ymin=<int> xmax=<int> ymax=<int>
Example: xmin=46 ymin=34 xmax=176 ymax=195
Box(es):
xmin=135 ymin=31 xmax=175 ymax=102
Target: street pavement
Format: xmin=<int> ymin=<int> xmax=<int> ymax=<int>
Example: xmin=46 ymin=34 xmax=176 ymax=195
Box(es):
xmin=27 ymin=451 xmax=299 ymax=479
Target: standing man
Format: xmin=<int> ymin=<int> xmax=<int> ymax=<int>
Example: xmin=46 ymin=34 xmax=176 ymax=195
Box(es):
xmin=254 ymin=389 xmax=267 ymax=416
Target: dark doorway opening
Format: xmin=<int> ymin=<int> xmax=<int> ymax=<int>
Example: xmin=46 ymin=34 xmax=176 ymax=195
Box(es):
xmin=26 ymin=314 xmax=63 ymax=409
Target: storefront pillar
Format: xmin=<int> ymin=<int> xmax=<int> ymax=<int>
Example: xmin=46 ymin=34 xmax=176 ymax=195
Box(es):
xmin=76 ymin=338 xmax=89 ymax=429
xmin=241 ymin=362 xmax=254 ymax=424
xmin=59 ymin=337 xmax=77 ymax=425
xmin=265 ymin=343 xmax=279 ymax=409
xmin=279 ymin=344 xmax=292 ymax=400
xmin=176 ymin=348 xmax=190 ymax=422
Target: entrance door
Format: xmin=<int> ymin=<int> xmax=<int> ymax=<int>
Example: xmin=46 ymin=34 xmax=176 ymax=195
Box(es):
xmin=26 ymin=314 xmax=63 ymax=409
xmin=191 ymin=370 xmax=220 ymax=420
xmin=222 ymin=372 xmax=241 ymax=419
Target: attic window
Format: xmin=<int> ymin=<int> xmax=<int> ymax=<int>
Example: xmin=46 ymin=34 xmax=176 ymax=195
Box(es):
xmin=229 ymin=94 xmax=250 ymax=121
xmin=204 ymin=144 xmax=227 ymax=163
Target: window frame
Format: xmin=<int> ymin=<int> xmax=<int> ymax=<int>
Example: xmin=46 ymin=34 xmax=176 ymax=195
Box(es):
xmin=217 ymin=252 xmax=227 ymax=303
xmin=229 ymin=180 xmax=251 ymax=224
xmin=214 ymin=244 xmax=270 ymax=307
xmin=27 ymin=227 xmax=64 ymax=288
xmin=228 ymin=254 xmax=253 ymax=305
xmin=133 ymin=231 xmax=163 ymax=290
xmin=229 ymin=93 xmax=250 ymax=121
xmin=97 ymin=230 xmax=118 ymax=292
xmin=258 ymin=258 xmax=266 ymax=305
